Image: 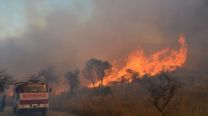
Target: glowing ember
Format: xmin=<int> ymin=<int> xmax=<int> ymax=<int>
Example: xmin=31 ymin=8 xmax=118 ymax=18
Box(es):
xmin=89 ymin=34 xmax=188 ymax=87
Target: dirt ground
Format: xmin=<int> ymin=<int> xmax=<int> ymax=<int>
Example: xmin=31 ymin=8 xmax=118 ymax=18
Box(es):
xmin=0 ymin=107 xmax=75 ymax=116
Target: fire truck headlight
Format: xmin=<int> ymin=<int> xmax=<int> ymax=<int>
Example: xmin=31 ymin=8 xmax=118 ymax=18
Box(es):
xmin=18 ymin=104 xmax=30 ymax=109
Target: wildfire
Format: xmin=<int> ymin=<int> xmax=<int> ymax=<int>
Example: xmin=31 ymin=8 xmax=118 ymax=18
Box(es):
xmin=6 ymin=87 xmax=14 ymax=97
xmin=53 ymin=86 xmax=66 ymax=96
xmin=52 ymin=77 xmax=69 ymax=96
xmin=90 ymin=34 xmax=188 ymax=87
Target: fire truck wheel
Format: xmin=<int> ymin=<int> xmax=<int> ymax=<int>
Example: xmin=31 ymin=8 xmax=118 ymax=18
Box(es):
xmin=41 ymin=110 xmax=47 ymax=116
xmin=13 ymin=106 xmax=17 ymax=113
xmin=16 ymin=112 xmax=22 ymax=116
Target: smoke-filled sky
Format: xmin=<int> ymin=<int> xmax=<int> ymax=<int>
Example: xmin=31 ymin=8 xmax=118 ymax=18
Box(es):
xmin=0 ymin=0 xmax=207 ymax=78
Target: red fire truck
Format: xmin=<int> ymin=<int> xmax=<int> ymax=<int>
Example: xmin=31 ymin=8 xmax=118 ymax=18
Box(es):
xmin=13 ymin=79 xmax=51 ymax=116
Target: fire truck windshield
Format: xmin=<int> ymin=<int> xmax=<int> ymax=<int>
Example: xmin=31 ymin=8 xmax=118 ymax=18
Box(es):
xmin=22 ymin=84 xmax=48 ymax=93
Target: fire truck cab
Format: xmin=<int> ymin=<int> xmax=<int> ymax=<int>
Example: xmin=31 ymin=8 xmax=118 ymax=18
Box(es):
xmin=13 ymin=80 xmax=51 ymax=116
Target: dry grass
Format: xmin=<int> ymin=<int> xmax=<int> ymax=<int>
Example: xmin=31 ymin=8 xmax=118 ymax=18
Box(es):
xmin=50 ymin=79 xmax=208 ymax=116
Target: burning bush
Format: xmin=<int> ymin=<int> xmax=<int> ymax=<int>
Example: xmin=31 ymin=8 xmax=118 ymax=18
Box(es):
xmin=83 ymin=58 xmax=112 ymax=88
xmin=90 ymin=35 xmax=187 ymax=87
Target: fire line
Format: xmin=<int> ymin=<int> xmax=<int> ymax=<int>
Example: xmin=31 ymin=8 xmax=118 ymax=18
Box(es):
xmin=89 ymin=34 xmax=188 ymax=87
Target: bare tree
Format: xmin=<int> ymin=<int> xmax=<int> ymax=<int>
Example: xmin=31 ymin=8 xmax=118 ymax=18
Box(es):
xmin=141 ymin=73 xmax=180 ymax=116
xmin=0 ymin=70 xmax=12 ymax=111
xmin=83 ymin=58 xmax=112 ymax=88
xmin=65 ymin=69 xmax=80 ymax=94
xmin=38 ymin=67 xmax=59 ymax=83
xmin=0 ymin=70 xmax=12 ymax=93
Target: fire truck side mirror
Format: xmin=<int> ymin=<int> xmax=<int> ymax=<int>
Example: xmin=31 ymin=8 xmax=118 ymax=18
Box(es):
xmin=49 ymin=88 xmax=52 ymax=93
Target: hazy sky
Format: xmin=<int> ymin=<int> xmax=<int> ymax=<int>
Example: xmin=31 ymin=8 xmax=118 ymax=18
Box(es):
xmin=0 ymin=0 xmax=207 ymax=78
xmin=0 ymin=0 xmax=92 ymax=38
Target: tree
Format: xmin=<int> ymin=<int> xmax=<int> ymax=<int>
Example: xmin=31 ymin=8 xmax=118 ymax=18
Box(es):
xmin=65 ymin=69 xmax=80 ymax=94
xmin=0 ymin=70 xmax=12 ymax=93
xmin=83 ymin=58 xmax=112 ymax=88
xmin=0 ymin=70 xmax=12 ymax=112
xmin=38 ymin=67 xmax=59 ymax=83
xmin=141 ymin=73 xmax=180 ymax=116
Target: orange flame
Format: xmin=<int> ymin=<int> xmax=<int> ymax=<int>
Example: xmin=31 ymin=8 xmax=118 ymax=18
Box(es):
xmin=89 ymin=34 xmax=188 ymax=87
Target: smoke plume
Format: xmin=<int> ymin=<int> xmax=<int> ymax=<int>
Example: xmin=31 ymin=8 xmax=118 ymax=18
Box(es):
xmin=0 ymin=0 xmax=207 ymax=80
